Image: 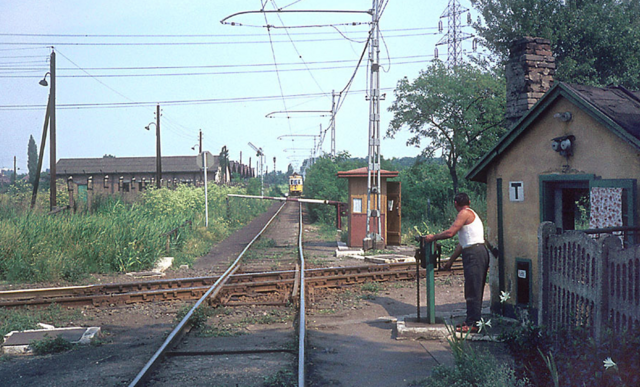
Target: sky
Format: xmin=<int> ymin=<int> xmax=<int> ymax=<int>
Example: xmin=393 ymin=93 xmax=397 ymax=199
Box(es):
xmin=0 ymin=0 xmax=484 ymax=174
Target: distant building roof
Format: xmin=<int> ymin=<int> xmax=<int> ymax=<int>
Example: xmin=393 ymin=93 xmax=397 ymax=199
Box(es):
xmin=56 ymin=155 xmax=220 ymax=174
xmin=336 ymin=167 xmax=399 ymax=178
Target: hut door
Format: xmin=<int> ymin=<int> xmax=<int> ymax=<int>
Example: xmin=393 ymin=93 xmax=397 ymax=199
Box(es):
xmin=589 ymin=178 xmax=637 ymax=243
xmin=387 ymin=181 xmax=401 ymax=245
xmin=541 ymin=175 xmax=636 ymax=237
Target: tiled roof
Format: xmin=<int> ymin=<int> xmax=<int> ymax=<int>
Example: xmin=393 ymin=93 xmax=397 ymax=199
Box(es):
xmin=564 ymin=83 xmax=640 ymax=142
xmin=336 ymin=167 xmax=399 ymax=178
xmin=56 ymin=155 xmax=219 ymax=174
xmin=467 ymin=82 xmax=640 ymax=182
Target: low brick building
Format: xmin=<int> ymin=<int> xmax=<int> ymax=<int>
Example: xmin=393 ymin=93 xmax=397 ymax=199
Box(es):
xmin=56 ymin=155 xmax=252 ymax=202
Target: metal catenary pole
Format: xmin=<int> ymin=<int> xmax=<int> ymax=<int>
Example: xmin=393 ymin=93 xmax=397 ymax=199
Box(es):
xmin=331 ymin=90 xmax=337 ymax=157
xmin=203 ymin=152 xmax=209 ymax=227
xmin=365 ymin=0 xmax=382 ymax=248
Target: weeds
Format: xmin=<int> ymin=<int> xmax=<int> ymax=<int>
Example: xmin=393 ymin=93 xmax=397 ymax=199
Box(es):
xmin=0 ymin=185 xmax=270 ymax=283
xmin=175 ymin=303 xmax=212 ymax=330
xmin=263 ymin=368 xmax=296 ymax=387
xmin=500 ymin=307 xmax=640 ymax=386
xmin=412 ymin=322 xmax=528 ymax=387
xmin=0 ymin=304 xmax=80 ymax=337
xmin=360 ymin=282 xmax=382 ymax=294
xmin=30 ymin=335 xmax=74 ymax=355
xmin=199 ymin=325 xmax=241 ymax=338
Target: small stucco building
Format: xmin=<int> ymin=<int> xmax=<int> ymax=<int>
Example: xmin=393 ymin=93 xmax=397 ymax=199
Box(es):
xmin=467 ymin=38 xmax=640 ymax=318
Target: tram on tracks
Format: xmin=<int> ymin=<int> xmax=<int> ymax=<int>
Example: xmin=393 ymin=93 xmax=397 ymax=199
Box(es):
xmin=288 ymin=172 xmax=303 ymax=196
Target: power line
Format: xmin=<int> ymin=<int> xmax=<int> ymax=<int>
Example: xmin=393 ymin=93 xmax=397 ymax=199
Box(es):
xmin=0 ymin=88 xmax=394 ymax=110
xmin=0 ymin=31 xmax=440 ymax=47
xmin=0 ymin=54 xmax=434 ymax=72
xmin=270 ymin=0 xmax=328 ymax=99
xmin=262 ymin=5 xmax=294 ymax=136
xmin=55 ymin=48 xmax=139 ymax=105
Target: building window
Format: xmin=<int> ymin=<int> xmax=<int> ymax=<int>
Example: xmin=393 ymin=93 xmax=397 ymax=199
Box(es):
xmin=353 ymin=198 xmax=363 ymax=213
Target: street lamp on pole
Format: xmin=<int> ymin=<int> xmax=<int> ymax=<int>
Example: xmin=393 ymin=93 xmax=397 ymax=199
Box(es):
xmin=31 ymin=49 xmax=56 ymax=210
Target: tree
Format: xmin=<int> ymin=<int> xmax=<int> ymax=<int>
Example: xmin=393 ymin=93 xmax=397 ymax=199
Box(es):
xmin=303 ymin=152 xmax=363 ymax=223
xmin=219 ymin=146 xmax=229 ymax=183
xmin=103 ymin=154 xmax=116 ymax=158
xmin=387 ymin=60 xmax=506 ymax=194
xmin=472 ymin=0 xmax=640 ymax=88
xmin=27 ymin=135 xmax=38 ymax=186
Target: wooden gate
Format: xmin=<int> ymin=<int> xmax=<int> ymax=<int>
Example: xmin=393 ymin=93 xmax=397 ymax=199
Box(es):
xmin=539 ymin=222 xmax=640 ymax=341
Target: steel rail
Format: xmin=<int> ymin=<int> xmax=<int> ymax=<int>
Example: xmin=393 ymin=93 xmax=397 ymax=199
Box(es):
xmin=128 ymin=201 xmax=287 ymax=387
xmin=0 ymin=263 xmax=462 ymax=308
xmin=297 ymin=202 xmax=306 ymax=387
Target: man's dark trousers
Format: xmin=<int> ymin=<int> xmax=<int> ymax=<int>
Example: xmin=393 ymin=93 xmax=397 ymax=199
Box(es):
xmin=462 ymin=244 xmax=489 ymax=325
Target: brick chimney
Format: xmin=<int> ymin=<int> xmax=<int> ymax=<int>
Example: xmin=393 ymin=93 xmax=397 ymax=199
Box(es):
xmin=505 ymin=37 xmax=555 ymax=128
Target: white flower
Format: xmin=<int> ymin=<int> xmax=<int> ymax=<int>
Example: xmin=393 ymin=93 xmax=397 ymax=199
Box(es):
xmin=603 ymin=357 xmax=617 ymax=370
xmin=476 ymin=318 xmax=492 ymax=333
xmin=500 ymin=291 xmax=511 ymax=303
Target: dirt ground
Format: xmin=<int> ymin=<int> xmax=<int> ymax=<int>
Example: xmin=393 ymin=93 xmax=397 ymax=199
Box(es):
xmin=0 ymin=203 xmax=497 ymax=387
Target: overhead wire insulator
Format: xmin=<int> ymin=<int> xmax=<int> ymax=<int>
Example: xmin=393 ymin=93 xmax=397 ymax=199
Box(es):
xmin=467 ymin=12 xmax=472 ymax=25
xmin=438 ymin=20 xmax=443 ymax=32
xmin=434 ymin=47 xmax=438 ymax=59
xmin=472 ymin=38 xmax=478 ymax=51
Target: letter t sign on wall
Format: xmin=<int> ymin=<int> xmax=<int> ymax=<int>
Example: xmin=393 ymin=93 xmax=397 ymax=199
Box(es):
xmin=509 ymin=181 xmax=524 ymax=202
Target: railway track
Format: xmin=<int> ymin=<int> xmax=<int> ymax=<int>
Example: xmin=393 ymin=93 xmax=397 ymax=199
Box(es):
xmin=0 ymin=262 xmax=437 ymax=309
xmin=125 ymin=201 xmax=299 ymax=386
xmin=0 ymin=201 xmax=462 ymax=386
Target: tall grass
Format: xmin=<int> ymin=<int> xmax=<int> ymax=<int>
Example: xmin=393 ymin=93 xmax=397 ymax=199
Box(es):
xmin=0 ymin=184 xmax=270 ymax=283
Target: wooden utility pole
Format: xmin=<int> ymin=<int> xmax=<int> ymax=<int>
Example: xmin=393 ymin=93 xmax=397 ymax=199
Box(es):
xmin=31 ymin=83 xmax=51 ymax=209
xmin=50 ymin=50 xmax=56 ymax=210
xmin=155 ymin=104 xmax=162 ymax=188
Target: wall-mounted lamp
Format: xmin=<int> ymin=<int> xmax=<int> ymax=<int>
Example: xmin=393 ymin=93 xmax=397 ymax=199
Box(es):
xmin=553 ymin=112 xmax=572 ymax=122
xmin=67 ymin=176 xmax=74 ymax=192
xmin=88 ymin=176 xmax=93 ymax=191
xmin=551 ymin=135 xmax=575 ymax=157
xmin=104 ymin=175 xmax=109 ymax=189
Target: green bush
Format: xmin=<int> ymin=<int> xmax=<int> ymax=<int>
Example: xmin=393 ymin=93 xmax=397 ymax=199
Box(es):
xmin=0 ymin=184 xmax=270 ymax=283
xmin=414 ymin=325 xmax=528 ymax=387
xmin=303 ymin=152 xmax=364 ymax=224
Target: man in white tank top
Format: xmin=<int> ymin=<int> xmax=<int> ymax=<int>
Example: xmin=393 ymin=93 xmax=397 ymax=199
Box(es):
xmin=421 ymin=192 xmax=489 ymax=333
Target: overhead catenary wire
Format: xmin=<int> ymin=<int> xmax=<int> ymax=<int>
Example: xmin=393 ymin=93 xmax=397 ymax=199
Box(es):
xmin=0 ymin=61 xmax=429 ymax=78
xmin=0 ymin=87 xmax=394 ymax=111
xmin=270 ymin=0 xmax=328 ymax=100
xmin=0 ymin=54 xmax=434 ymax=76
xmin=0 ymin=31 xmax=442 ymax=47
xmin=0 ymin=29 xmax=440 ymax=52
xmin=0 ymin=26 xmax=440 ymax=40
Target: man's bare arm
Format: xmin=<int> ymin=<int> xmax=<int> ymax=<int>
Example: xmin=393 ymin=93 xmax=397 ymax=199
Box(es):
xmin=441 ymin=244 xmax=462 ymax=271
xmin=423 ymin=209 xmax=473 ymax=242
